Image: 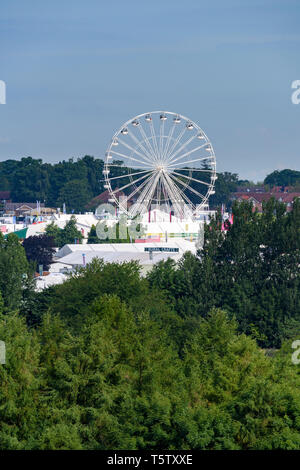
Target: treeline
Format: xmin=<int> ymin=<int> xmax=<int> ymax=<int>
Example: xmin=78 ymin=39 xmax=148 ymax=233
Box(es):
xmin=0 ymin=156 xmax=104 ymax=212
xmin=264 ymin=169 xmax=300 ymax=188
xmin=1 ymin=291 xmax=300 ymax=450
xmin=0 ymin=198 xmax=299 ymax=449
xmin=148 ymin=198 xmax=300 ymax=348
xmin=1 ymin=157 xmax=299 ymax=213
xmin=0 ymin=156 xmax=267 ymax=212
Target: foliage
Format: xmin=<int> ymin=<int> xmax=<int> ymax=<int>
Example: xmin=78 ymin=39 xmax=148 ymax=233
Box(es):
xmin=0 ymin=233 xmax=30 ymax=312
xmin=264 ymin=169 xmax=300 ymax=188
xmin=23 ymin=234 xmax=55 ymax=271
xmin=147 ymin=198 xmax=300 ymax=348
xmin=57 ymin=179 xmax=92 ymax=214
xmin=210 ymin=171 xmax=239 ymax=208
xmin=87 ymin=225 xmax=99 ymax=244
xmin=0 ymin=156 xmax=103 ymax=212
xmin=45 ymin=216 xmax=83 ymax=248
xmin=2 ymin=298 xmax=300 ymax=449
xmin=0 ymin=197 xmax=299 ymax=449
xmin=0 ymin=156 xmax=257 ymax=211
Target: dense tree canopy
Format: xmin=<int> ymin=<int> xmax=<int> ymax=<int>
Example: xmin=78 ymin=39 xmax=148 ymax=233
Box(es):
xmin=0 ymin=156 xmax=104 ymax=212
xmin=0 ymin=233 xmax=30 ymax=311
xmin=0 ymin=198 xmax=299 ymax=449
xmin=45 ymin=216 xmax=83 ymax=248
xmin=1 ymin=263 xmax=300 ymax=449
xmin=264 ymin=169 xmax=300 ymax=188
xmin=23 ymin=234 xmax=55 ymax=271
xmin=209 ymin=171 xmax=239 ymax=208
xmin=147 ymin=198 xmax=300 ymax=348
xmin=0 ymin=156 xmax=268 ymax=211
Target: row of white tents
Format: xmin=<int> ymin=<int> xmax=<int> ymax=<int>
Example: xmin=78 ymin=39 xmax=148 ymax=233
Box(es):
xmin=5 ymin=209 xmax=205 ymax=291
xmin=35 ymin=239 xmax=198 ymax=291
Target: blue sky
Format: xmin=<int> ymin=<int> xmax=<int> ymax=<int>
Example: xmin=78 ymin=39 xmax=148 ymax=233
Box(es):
xmin=0 ymin=0 xmax=299 ymax=181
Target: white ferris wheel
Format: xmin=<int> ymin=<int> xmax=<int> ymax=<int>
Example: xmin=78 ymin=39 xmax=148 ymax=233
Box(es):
xmin=103 ymin=111 xmax=217 ymax=218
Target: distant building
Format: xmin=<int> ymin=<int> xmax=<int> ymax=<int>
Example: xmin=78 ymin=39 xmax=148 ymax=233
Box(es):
xmin=231 ymin=191 xmax=300 ymax=212
xmin=235 ymin=186 xmax=266 ymax=193
xmin=52 ymin=239 xmax=197 ymax=276
xmin=24 ymin=207 xmax=57 ymax=216
xmin=85 ymin=189 xmax=126 ymax=211
xmin=4 ymin=202 xmax=45 ymax=217
xmin=270 ymin=185 xmax=297 ymax=193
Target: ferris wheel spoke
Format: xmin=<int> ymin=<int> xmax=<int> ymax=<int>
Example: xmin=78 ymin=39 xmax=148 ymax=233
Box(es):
xmin=165 ymin=178 xmax=182 ymax=204
xmin=127 ymin=128 xmax=155 ymax=162
xmin=165 ymin=171 xmax=189 ymax=196
xmin=162 ymin=172 xmax=183 ymax=203
xmin=166 ymin=133 xmax=199 ymax=164
xmin=136 ymin=180 xmax=157 ymax=208
xmin=163 ymin=173 xmax=192 ymax=212
xmin=157 ymin=174 xmax=164 ymax=205
xmin=105 ymin=163 xmax=148 ymax=169
xmin=160 ymin=173 xmax=177 ymax=206
xmin=137 ymin=174 xmax=156 ymax=202
xmin=118 ymin=138 xmax=154 ymax=166
xmin=110 ymin=150 xmax=151 ymax=168
xmin=145 ymin=171 xmax=161 ymax=201
xmin=143 ymin=174 xmax=160 ymax=207
xmin=168 ymin=172 xmax=206 ymax=202
xmin=168 ymin=142 xmax=210 ymax=166
xmin=107 ymin=165 xmax=154 ymax=171
xmin=165 ymin=126 xmax=187 ymax=162
xmin=161 ymin=119 xmax=176 ymax=160
xmin=159 ymin=118 xmax=164 ymax=158
xmin=173 ymin=167 xmax=214 ymax=173
xmin=167 ymin=155 xmax=214 ymax=168
xmin=161 ymin=174 xmax=169 ymax=202
xmin=126 ymin=172 xmax=156 ymax=202
xmin=149 ymin=119 xmax=160 ymax=162
xmin=110 ymin=171 xmax=155 ymax=195
xmin=107 ymin=168 xmax=154 ymax=181
xmin=138 ymin=122 xmax=157 ymax=161
xmin=170 ymin=183 xmax=194 ymax=209
xmin=131 ymin=172 xmax=160 ymax=215
xmin=171 ymin=170 xmax=211 ymax=186
xmin=170 ymin=171 xmax=207 ymax=199
xmin=159 ymin=173 xmax=172 ymax=205
xmin=124 ymin=173 xmax=157 ymax=216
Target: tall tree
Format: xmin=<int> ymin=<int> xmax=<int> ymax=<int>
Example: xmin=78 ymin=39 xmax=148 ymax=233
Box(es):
xmin=23 ymin=234 xmax=55 ymax=271
xmin=264 ymin=169 xmax=300 ymax=187
xmin=57 ymin=179 xmax=92 ymax=214
xmin=59 ymin=216 xmax=83 ymax=247
xmin=45 ymin=217 xmax=83 ymax=248
xmin=0 ymin=233 xmax=29 ymax=311
xmin=87 ymin=224 xmax=99 ymax=244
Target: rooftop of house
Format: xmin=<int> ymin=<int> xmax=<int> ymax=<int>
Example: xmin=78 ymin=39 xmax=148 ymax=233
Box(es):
xmin=231 ymin=192 xmax=300 ymax=204
xmin=4 ymin=202 xmax=45 ymax=211
xmin=85 ymin=189 xmax=126 ymax=210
